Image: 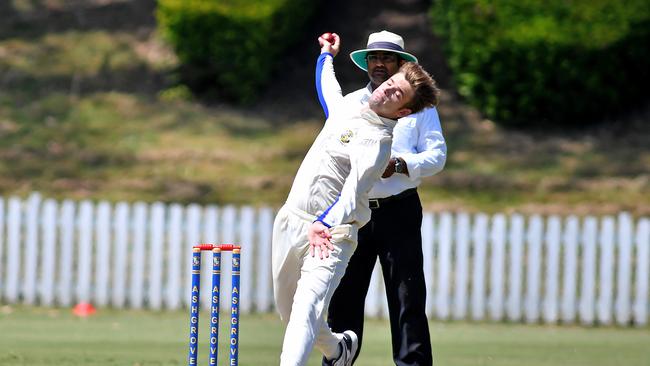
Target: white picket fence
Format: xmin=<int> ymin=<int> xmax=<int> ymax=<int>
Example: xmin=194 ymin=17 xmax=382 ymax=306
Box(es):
xmin=0 ymin=193 xmax=648 ymax=326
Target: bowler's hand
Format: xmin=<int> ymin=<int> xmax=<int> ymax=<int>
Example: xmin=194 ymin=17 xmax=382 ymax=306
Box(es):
xmin=318 ymin=33 xmax=340 ymax=57
xmin=308 ymin=221 xmax=333 ymax=259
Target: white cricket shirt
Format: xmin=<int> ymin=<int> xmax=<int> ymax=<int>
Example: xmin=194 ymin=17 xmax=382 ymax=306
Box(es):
xmin=285 ymin=53 xmax=395 ymax=228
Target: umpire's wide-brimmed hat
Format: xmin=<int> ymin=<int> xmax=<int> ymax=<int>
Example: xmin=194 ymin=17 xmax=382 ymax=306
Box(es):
xmin=350 ymin=30 xmax=418 ymax=71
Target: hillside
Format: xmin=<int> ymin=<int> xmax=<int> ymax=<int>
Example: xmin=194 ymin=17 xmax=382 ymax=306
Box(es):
xmin=0 ymin=0 xmax=648 ymax=215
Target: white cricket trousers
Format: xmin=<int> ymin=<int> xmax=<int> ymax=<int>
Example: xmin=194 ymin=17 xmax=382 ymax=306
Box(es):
xmin=272 ymin=205 xmax=358 ymax=366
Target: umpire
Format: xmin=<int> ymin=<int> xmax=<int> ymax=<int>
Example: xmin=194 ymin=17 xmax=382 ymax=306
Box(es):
xmin=324 ymin=30 xmax=447 ymax=366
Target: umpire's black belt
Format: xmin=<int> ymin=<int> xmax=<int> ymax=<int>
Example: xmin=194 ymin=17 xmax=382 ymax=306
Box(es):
xmin=369 ymin=188 xmax=417 ymax=210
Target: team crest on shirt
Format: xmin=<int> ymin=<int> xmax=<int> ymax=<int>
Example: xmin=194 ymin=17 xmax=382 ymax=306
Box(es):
xmin=340 ymin=129 xmax=354 ymax=144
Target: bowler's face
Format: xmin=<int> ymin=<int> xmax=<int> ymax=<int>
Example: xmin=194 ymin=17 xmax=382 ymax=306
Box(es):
xmin=368 ymin=72 xmax=414 ymax=119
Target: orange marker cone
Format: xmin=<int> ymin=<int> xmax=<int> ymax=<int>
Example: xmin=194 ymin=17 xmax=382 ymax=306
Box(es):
xmin=72 ymin=302 xmax=97 ymax=317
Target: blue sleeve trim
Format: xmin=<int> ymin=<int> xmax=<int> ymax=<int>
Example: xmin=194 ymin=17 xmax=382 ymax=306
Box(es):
xmin=316 ymin=195 xmax=339 ymax=227
xmin=314 ymin=219 xmax=331 ymax=228
xmin=315 ymin=53 xmax=333 ymax=119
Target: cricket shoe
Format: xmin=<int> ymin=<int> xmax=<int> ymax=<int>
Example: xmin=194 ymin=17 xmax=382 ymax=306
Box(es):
xmin=325 ymin=330 xmax=358 ymax=366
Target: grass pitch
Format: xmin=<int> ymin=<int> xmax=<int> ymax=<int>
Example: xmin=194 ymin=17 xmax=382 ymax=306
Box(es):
xmin=0 ymin=306 xmax=649 ymax=365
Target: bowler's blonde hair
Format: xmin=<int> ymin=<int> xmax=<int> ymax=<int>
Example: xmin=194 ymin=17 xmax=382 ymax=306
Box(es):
xmin=399 ymin=62 xmax=440 ymax=113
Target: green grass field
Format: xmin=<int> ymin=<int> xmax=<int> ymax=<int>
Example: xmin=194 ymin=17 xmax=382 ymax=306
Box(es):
xmin=1 ymin=306 xmax=648 ymax=366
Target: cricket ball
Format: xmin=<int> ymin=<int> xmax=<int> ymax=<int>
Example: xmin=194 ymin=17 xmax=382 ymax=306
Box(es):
xmin=321 ymin=32 xmax=335 ymax=44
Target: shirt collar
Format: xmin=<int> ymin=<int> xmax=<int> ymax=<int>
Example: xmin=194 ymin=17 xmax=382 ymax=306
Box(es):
xmin=365 ymin=82 xmax=373 ymax=94
xmin=360 ymin=106 xmax=397 ymax=129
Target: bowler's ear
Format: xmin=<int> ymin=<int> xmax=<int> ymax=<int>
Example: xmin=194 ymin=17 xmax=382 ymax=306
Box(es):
xmin=396 ymin=107 xmax=412 ymax=118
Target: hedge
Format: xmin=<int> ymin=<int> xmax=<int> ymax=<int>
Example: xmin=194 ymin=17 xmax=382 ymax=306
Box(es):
xmin=157 ymin=0 xmax=319 ymax=103
xmin=431 ymin=0 xmax=650 ymax=127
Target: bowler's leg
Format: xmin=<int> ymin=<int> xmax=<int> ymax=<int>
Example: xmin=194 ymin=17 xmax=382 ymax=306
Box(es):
xmin=325 ymin=221 xmax=378 ymax=364
xmin=272 ymin=207 xmax=302 ymax=324
xmin=282 ymin=232 xmax=356 ymax=366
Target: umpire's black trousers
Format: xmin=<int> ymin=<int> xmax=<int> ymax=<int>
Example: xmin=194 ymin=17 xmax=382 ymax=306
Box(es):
xmin=324 ymin=189 xmax=432 ymax=366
